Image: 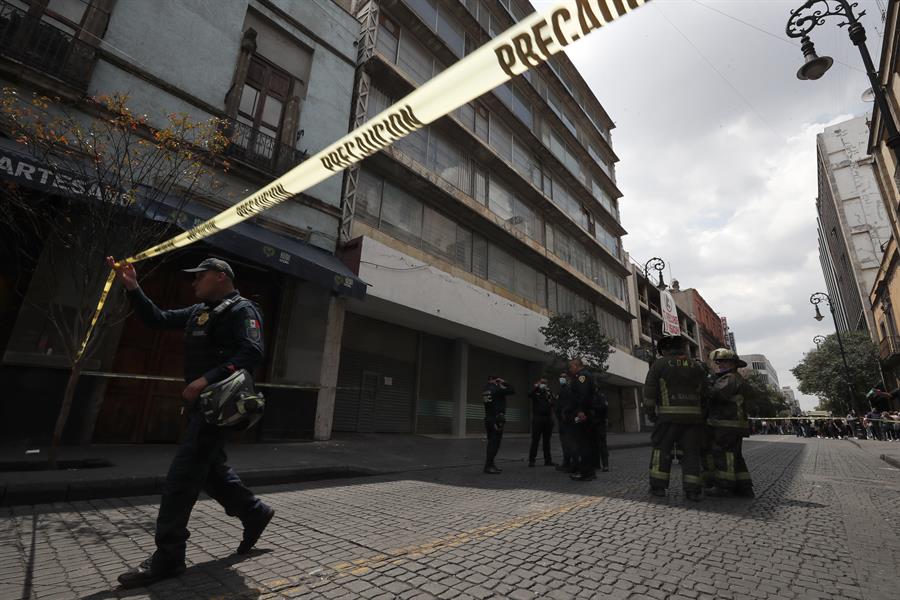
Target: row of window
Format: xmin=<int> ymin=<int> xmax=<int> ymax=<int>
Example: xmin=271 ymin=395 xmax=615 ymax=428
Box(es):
xmin=378 ymin=3 xmax=617 ymax=200
xmin=456 ymin=0 xmax=614 ymax=148
xmin=368 ymin=34 xmax=622 ymax=253
xmin=355 ymin=168 xmax=632 ymax=348
xmin=367 ymin=86 xmax=626 ymax=301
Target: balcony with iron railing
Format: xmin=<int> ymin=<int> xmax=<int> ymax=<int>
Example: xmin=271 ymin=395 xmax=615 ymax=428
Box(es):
xmin=222 ymin=119 xmax=308 ymax=176
xmin=0 ymin=0 xmax=96 ymax=89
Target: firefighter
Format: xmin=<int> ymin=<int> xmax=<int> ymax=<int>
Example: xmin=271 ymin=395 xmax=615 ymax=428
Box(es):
xmin=643 ymin=336 xmax=707 ymax=501
xmin=706 ymin=348 xmax=754 ymax=498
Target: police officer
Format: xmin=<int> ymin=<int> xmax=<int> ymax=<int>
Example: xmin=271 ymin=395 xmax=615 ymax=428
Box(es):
xmin=569 ymin=357 xmax=597 ymax=482
xmin=527 ymin=378 xmax=555 ymax=467
xmin=555 ymin=371 xmax=577 ymax=473
xmin=592 ymin=385 xmax=610 ymax=473
xmin=706 ymin=348 xmax=754 ymax=498
xmin=483 ymin=375 xmax=515 ymax=474
xmin=643 ymin=336 xmax=707 ymax=500
xmin=108 ymin=257 xmax=274 ymax=588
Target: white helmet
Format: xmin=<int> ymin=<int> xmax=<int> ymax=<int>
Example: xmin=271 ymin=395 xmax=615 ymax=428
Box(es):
xmin=198 ymin=369 xmax=265 ymax=430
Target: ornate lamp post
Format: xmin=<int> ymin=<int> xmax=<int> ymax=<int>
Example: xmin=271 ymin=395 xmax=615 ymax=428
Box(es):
xmin=786 ymin=1 xmax=900 ymax=163
xmin=813 ymin=334 xmax=826 ymax=349
xmin=810 ymin=292 xmax=856 ymax=414
xmin=643 ymin=257 xmax=667 ymax=291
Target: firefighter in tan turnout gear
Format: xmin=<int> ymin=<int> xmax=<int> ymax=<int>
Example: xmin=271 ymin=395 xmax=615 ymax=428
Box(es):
xmin=705 ymin=348 xmax=754 ymax=498
xmin=643 ymin=336 xmax=708 ymax=500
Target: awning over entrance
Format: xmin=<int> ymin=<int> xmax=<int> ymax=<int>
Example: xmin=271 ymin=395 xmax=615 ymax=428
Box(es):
xmin=158 ymin=195 xmax=367 ymax=300
xmin=0 ymin=138 xmax=367 ymax=299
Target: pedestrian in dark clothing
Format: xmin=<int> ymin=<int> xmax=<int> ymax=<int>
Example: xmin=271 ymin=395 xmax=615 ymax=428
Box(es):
xmin=592 ymin=388 xmax=610 ymax=472
xmin=555 ymin=372 xmax=577 ymax=473
xmin=569 ymin=358 xmax=597 ymax=482
xmin=108 ymin=257 xmax=274 ymax=589
xmin=528 ymin=379 xmax=555 ymax=467
xmin=483 ymin=375 xmax=515 ymax=474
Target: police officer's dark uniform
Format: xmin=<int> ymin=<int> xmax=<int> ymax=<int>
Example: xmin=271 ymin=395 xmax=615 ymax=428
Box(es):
xmin=591 ymin=386 xmax=610 ymax=472
xmin=527 ymin=381 xmax=555 ymax=466
xmin=483 ymin=376 xmax=515 ymax=474
xmin=555 ymin=374 xmax=577 ymax=472
xmin=706 ymin=348 xmax=754 ymax=497
xmin=117 ymin=258 xmax=273 ymax=588
xmin=643 ymin=336 xmax=707 ymax=500
xmin=570 ymin=365 xmax=597 ymax=481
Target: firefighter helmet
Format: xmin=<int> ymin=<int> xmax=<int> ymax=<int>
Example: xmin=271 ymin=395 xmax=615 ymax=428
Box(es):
xmin=709 ymin=348 xmax=747 ymax=368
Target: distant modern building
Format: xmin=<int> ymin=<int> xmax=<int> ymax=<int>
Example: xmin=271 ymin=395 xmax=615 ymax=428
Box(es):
xmin=741 ymin=354 xmax=779 ymax=389
xmin=816 ymin=115 xmax=891 ymax=337
xmin=781 ymin=386 xmax=801 ymax=416
xmin=671 ymin=282 xmax=726 ymax=365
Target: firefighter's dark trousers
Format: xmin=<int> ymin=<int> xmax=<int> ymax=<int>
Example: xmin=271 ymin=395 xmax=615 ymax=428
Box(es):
xmin=649 ymin=422 xmax=703 ymax=493
xmin=710 ymin=429 xmax=752 ymax=492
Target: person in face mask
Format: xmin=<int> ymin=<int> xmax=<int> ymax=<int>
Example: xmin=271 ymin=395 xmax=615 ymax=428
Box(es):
xmin=528 ymin=378 xmax=556 ymax=467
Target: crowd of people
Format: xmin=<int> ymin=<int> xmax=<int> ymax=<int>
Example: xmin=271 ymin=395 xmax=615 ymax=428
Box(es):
xmin=751 ymin=413 xmax=900 ymax=441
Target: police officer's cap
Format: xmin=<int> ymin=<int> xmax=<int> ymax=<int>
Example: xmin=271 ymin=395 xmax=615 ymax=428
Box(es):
xmin=183 ymin=258 xmax=234 ymax=280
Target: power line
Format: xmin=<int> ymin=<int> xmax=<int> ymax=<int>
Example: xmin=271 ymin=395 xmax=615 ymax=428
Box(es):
xmin=690 ymin=0 xmax=867 ymax=75
xmin=654 ymin=2 xmax=780 ymax=138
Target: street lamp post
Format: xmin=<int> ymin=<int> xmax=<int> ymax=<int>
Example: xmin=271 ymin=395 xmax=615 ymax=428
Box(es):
xmin=813 ymin=334 xmax=826 ymax=349
xmin=810 ymin=292 xmax=856 ymax=414
xmin=786 ymin=1 xmax=900 ymax=163
xmin=643 ymin=257 xmax=667 ymax=291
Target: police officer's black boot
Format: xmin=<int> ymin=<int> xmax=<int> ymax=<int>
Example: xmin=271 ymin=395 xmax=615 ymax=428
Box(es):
xmin=237 ymin=504 xmax=275 ymax=554
xmin=483 ymin=463 xmax=501 ymax=474
xmin=117 ymin=557 xmax=185 ymax=589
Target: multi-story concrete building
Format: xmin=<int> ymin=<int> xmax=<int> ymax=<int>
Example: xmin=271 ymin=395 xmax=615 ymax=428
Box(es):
xmin=742 ymin=353 xmax=779 ymax=389
xmin=0 ymin=0 xmax=365 ymax=444
xmin=321 ymin=0 xmax=648 ymax=437
xmin=816 ymin=115 xmax=891 ymax=336
xmin=781 ymin=386 xmax=801 ymax=416
xmin=628 ymin=262 xmax=701 ymax=362
xmin=671 ymin=282 xmax=726 ymax=365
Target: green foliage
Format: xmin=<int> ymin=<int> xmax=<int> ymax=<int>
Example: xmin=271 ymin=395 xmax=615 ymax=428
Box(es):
xmin=742 ymin=371 xmax=789 ymax=417
xmin=539 ymin=312 xmax=614 ymax=374
xmin=791 ymin=331 xmax=881 ymax=414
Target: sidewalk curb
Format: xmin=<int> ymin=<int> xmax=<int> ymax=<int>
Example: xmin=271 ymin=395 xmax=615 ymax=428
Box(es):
xmin=0 ymin=441 xmax=652 ymax=507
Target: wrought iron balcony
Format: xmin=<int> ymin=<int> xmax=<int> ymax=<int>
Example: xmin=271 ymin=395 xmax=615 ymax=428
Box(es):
xmin=0 ymin=0 xmax=96 ymax=89
xmin=222 ymin=119 xmax=308 ymax=176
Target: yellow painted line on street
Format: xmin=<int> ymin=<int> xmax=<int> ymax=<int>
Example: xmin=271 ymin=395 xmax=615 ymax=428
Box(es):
xmin=260 ymin=494 xmax=607 ymax=597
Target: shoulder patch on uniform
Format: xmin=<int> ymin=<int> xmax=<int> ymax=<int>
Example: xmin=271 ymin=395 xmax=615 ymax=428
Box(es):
xmin=578 ymin=375 xmax=586 ymax=384
xmin=246 ymin=318 xmax=260 ymax=341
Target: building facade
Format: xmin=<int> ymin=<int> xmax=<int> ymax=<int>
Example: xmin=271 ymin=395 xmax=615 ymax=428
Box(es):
xmin=816 ymin=115 xmax=891 ymax=337
xmin=0 ymin=0 xmax=366 ymax=444
xmin=741 ymin=353 xmax=779 ymax=389
xmin=671 ymin=284 xmax=726 ymax=365
xmin=867 ymin=0 xmax=900 ymax=400
xmin=319 ymin=0 xmax=648 ymax=438
xmin=781 ymin=386 xmax=801 ymax=416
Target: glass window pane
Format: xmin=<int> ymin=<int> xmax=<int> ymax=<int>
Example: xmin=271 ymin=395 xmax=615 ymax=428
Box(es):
xmin=436 ymin=7 xmax=464 ymax=56
xmin=512 ymin=86 xmax=532 ymax=127
xmin=472 ymin=234 xmax=488 ymax=278
xmin=398 ymin=32 xmax=433 ymax=84
xmin=474 ymin=167 xmax=487 ymax=205
xmin=238 ymin=84 xmax=259 ymax=118
xmin=487 ymin=244 xmax=515 ymax=290
xmin=514 ymin=260 xmax=537 ymax=302
xmin=475 ymin=105 xmax=489 ymax=142
xmin=356 ymin=169 xmax=383 ymax=224
xmin=260 ymin=96 xmax=283 ymax=128
xmin=488 ymin=177 xmax=513 ymax=220
xmin=381 ymin=182 xmax=423 ymax=243
xmin=489 ymin=118 xmax=512 ymax=162
xmin=422 ymin=206 xmax=457 ymax=261
xmin=455 ymin=226 xmax=472 ymax=270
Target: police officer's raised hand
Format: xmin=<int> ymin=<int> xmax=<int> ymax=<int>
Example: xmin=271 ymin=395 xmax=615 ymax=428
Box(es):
xmin=106 ymin=256 xmax=138 ymax=291
xmin=182 ymin=376 xmax=209 ymax=402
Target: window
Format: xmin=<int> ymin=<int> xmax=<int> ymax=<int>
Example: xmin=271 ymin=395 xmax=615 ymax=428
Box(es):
xmin=356 ymin=169 xmax=383 ymax=224
xmin=376 ymin=13 xmax=400 ymax=62
xmin=511 ymin=85 xmax=532 ymax=127
xmin=489 ymin=117 xmax=513 ymax=162
xmin=237 ymin=56 xmax=292 ymax=159
xmin=473 ymin=164 xmax=488 ymax=205
xmin=487 ymin=244 xmax=515 ymax=290
xmin=474 ymin=104 xmax=489 ymax=142
xmin=436 ymin=6 xmax=465 ymax=56
xmin=398 ymin=30 xmax=434 ymax=84
xmin=380 ymin=181 xmax=423 ymax=244
xmin=488 ymin=177 xmax=513 ymax=220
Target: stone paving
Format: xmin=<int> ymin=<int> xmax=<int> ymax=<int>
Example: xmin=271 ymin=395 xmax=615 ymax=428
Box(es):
xmin=2 ymin=436 xmax=899 ymax=600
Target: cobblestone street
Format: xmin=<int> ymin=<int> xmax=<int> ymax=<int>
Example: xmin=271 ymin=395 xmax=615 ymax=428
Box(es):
xmin=2 ymin=436 xmax=899 ymax=600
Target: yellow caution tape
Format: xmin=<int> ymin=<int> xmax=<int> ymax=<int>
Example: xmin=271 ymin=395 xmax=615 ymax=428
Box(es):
xmin=76 ymin=0 xmax=650 ymax=362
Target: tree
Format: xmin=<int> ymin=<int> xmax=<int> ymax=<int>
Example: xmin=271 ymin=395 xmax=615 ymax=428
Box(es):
xmin=539 ymin=312 xmax=614 ymax=376
xmin=791 ymin=331 xmax=881 ymax=415
xmin=0 ymin=88 xmax=229 ymax=466
xmin=742 ymin=371 xmax=788 ymax=417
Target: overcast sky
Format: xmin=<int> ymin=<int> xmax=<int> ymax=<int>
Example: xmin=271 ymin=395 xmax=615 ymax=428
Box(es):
xmin=533 ymin=0 xmax=887 ymax=410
